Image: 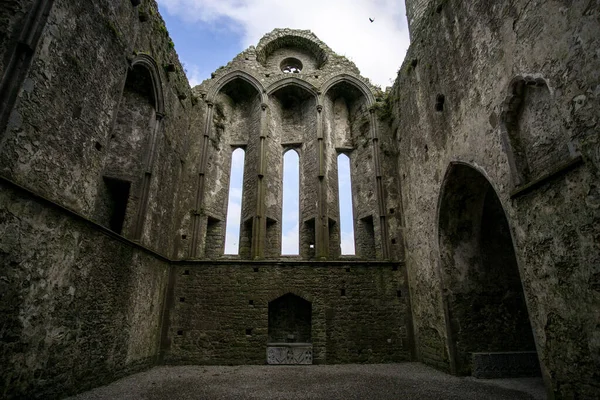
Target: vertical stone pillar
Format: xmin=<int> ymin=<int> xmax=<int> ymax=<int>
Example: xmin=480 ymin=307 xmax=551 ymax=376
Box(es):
xmin=190 ymin=102 xmax=214 ymax=258
xmin=370 ymin=108 xmax=390 ymax=259
xmin=133 ymin=112 xmax=164 ymax=240
xmin=251 ymin=103 xmax=269 ymax=259
xmin=315 ymin=104 xmax=329 ymax=259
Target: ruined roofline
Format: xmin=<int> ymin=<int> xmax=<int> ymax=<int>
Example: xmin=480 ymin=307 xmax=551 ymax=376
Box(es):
xmin=255 ymin=28 xmax=333 ymax=68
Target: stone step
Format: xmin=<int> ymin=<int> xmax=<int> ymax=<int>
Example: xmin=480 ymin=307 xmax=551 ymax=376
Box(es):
xmin=472 ymin=351 xmax=541 ymax=379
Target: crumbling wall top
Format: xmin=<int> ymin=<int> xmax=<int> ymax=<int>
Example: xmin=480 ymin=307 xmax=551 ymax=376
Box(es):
xmin=256 ymin=29 xmax=331 ymax=68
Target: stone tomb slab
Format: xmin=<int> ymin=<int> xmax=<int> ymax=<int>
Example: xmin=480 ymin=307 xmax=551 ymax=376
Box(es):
xmin=267 ymin=343 xmax=313 ymax=365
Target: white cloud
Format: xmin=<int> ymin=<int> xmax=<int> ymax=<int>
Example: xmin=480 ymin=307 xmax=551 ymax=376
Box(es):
xmin=158 ymin=0 xmax=410 ymax=88
xmin=340 ymin=230 xmax=356 ymax=255
xmin=224 ymin=201 xmax=242 ymax=254
xmin=184 ymin=63 xmax=203 ymax=87
xmin=281 ymin=222 xmax=300 ymax=255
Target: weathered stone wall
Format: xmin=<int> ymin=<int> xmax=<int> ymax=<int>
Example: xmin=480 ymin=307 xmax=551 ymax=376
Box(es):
xmin=162 ymin=261 xmax=410 ymax=365
xmin=0 ymin=0 xmax=195 ymax=256
xmin=404 ymin=0 xmax=434 ymax=37
xmin=0 ymin=0 xmax=35 ymax=76
xmin=0 ymin=181 xmax=169 ymax=399
xmin=0 ymin=1 xmax=198 ymax=398
xmin=391 ymin=0 xmax=600 ymax=397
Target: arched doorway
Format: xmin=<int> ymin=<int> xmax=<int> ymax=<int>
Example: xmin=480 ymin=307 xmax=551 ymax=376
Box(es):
xmin=438 ymin=163 xmax=540 ymax=378
xmin=267 ymin=293 xmax=312 ymax=365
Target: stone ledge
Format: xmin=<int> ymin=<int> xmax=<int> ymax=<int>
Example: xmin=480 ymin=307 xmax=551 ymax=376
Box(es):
xmin=510 ymin=155 xmax=584 ymax=198
xmin=472 ymin=351 xmax=541 ymax=379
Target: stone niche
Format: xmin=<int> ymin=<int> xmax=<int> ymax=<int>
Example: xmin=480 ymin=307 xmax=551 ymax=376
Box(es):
xmin=267 ymin=293 xmax=313 ymax=364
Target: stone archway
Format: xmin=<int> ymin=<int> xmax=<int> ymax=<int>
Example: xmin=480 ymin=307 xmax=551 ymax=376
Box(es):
xmin=438 ymin=163 xmax=540 ymax=378
xmin=267 ymin=293 xmax=313 ymax=365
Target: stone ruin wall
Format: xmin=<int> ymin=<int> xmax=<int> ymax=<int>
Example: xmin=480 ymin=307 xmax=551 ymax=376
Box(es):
xmin=395 ymin=0 xmax=600 ymax=397
xmin=1 ymin=0 xmax=599 ymax=398
xmin=0 ymin=1 xmax=406 ymax=399
xmin=0 ymin=0 xmax=197 ymax=397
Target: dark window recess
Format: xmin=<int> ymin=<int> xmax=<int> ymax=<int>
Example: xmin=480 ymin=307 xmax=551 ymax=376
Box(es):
xmin=392 ymin=265 xmax=398 ymax=271
xmin=177 ymin=330 xmax=184 ymax=336
xmin=249 ymin=300 xmax=254 ymax=306
xmin=180 ymin=297 xmax=185 ymax=302
xmin=95 ymin=142 xmax=102 ymax=151
xmin=392 ymin=238 xmax=397 ymax=244
xmin=253 ymin=267 xmax=259 ymax=272
xmin=435 ymin=94 xmax=445 ymax=112
xmin=397 ymin=290 xmax=402 ymax=298
xmin=246 ymin=328 xmax=253 ymax=336
xmin=73 ymin=106 xmax=82 ymax=119
xmin=345 ymin=268 xmax=350 ymax=272
xmin=341 ymin=289 xmax=346 ymax=296
xmin=103 ymin=177 xmax=130 ymax=234
xmin=181 ymin=234 xmax=187 ymax=239
xmin=183 ymin=270 xmax=190 ymax=275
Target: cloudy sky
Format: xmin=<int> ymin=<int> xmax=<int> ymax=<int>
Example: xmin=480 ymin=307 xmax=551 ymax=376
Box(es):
xmin=158 ymin=0 xmax=410 ymax=255
xmin=156 ymin=0 xmax=410 ymax=88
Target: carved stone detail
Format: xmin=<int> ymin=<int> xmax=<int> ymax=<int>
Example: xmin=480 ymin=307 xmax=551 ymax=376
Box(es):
xmin=267 ymin=344 xmax=313 ymax=365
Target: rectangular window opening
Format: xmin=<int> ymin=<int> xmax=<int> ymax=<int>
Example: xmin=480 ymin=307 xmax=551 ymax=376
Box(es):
xmin=103 ymin=177 xmax=131 ymax=235
xmin=224 ymin=148 xmax=246 ymax=255
xmin=338 ymin=154 xmax=356 ymax=255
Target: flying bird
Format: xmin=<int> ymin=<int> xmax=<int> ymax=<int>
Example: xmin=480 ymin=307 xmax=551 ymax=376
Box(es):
xmin=369 ymin=18 xmax=375 ymax=22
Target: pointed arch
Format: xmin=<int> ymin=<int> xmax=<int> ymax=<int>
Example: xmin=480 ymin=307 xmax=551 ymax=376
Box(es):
xmin=267 ymin=77 xmax=320 ymax=103
xmin=130 ymin=54 xmax=165 ymax=116
xmin=321 ymin=73 xmax=375 ymax=107
xmin=436 ymin=161 xmax=540 ymax=377
xmin=207 ymin=70 xmax=267 ymax=104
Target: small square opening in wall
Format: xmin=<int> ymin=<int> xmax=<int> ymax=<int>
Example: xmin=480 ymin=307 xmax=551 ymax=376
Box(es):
xmin=183 ymin=270 xmax=190 ymax=275
xmin=253 ymin=267 xmax=259 ymax=273
xmin=341 ymin=289 xmax=346 ymax=296
xmin=397 ymin=290 xmax=402 ymax=298
xmin=177 ymin=330 xmax=184 ymax=336
xmin=391 ymin=238 xmax=397 ymax=245
xmin=246 ymin=328 xmax=253 ymax=336
xmin=249 ymin=300 xmax=254 ymax=306
xmin=179 ymin=297 xmax=185 ymax=302
xmin=389 ymin=208 xmax=395 ymax=214
xmin=392 ymin=265 xmax=398 ymax=271
xmin=345 ymin=268 xmax=350 ymax=272
xmin=181 ymin=234 xmax=187 ymax=239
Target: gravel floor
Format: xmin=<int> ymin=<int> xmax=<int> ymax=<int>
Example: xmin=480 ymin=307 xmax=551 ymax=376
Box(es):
xmin=66 ymin=363 xmax=546 ymax=400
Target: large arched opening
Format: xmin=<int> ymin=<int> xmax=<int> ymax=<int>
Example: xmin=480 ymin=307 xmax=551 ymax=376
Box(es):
xmin=323 ymin=80 xmax=375 ymax=259
xmin=270 ymin=84 xmax=318 ymax=259
xmin=97 ymin=58 xmax=163 ymax=241
xmin=438 ymin=163 xmax=540 ymax=378
xmin=204 ymin=77 xmax=261 ymax=259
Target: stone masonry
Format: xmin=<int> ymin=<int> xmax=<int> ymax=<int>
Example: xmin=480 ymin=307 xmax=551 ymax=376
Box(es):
xmin=0 ymin=0 xmax=598 ymax=399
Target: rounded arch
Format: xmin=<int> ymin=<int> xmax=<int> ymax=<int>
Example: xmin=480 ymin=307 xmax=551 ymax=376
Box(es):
xmin=207 ymin=70 xmax=267 ymax=104
xmin=436 ymin=161 xmax=540 ymax=377
xmin=256 ymin=32 xmax=330 ymax=68
xmin=267 ymin=77 xmax=320 ymax=103
xmin=131 ymin=54 xmax=165 ymax=115
xmin=321 ymin=74 xmax=375 ymax=107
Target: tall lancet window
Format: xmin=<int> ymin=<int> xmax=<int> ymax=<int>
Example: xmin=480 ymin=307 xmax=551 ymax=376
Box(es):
xmin=224 ymin=148 xmax=245 ymax=254
xmin=338 ymin=153 xmax=356 ymax=255
xmin=281 ymin=150 xmax=300 ymax=255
